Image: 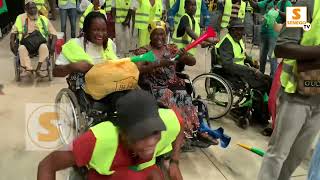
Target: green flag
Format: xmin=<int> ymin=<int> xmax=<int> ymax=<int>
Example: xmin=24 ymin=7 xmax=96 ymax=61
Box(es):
xmin=0 ymin=0 xmax=8 ymax=15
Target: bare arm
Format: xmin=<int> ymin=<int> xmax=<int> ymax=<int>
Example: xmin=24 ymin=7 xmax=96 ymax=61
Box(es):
xmin=135 ymin=60 xmax=174 ymax=74
xmin=185 ymin=26 xmax=199 ymax=41
xmin=274 ymin=44 xmax=320 ymax=61
xmin=37 ymin=150 xmax=76 ymax=180
xmin=53 ymin=62 xmax=93 ymax=77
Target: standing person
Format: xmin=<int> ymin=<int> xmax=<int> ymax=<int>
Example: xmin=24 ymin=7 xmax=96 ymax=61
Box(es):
xmin=58 ymin=0 xmax=77 ymax=41
xmin=134 ymin=0 xmax=164 ymax=48
xmin=168 ymin=0 xmax=210 ymax=35
xmin=244 ymin=1 xmax=253 ymax=38
xmin=111 ymin=0 xmax=135 ymax=57
xmin=248 ymin=0 xmax=291 ymax=78
xmin=48 ymin=0 xmax=57 ymax=20
xmin=308 ymin=138 xmax=320 ymax=180
xmin=38 ymin=89 xmax=184 ymax=180
xmin=218 ymin=0 xmax=246 ymax=39
xmin=79 ymin=0 xmax=107 ymax=30
xmin=257 ymin=0 xmax=320 ymax=180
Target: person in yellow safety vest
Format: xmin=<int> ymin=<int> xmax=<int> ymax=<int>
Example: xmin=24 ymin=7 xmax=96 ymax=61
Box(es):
xmin=10 ymin=0 xmax=57 ymax=77
xmin=33 ymin=0 xmax=49 ymax=17
xmin=58 ymin=0 xmax=77 ymax=40
xmin=134 ymin=0 xmax=164 ymax=47
xmin=79 ymin=0 xmax=108 ymax=30
xmin=257 ymin=0 xmax=320 ymax=180
xmin=218 ymin=0 xmax=246 ymax=39
xmin=215 ymin=18 xmax=270 ymax=95
xmin=168 ymin=0 xmax=211 ymax=35
xmin=54 ymin=12 xmax=118 ymax=77
xmin=111 ymin=0 xmax=136 ymax=57
xmin=38 ymin=89 xmax=185 ymax=180
xmin=172 ymin=0 xmax=214 ymax=57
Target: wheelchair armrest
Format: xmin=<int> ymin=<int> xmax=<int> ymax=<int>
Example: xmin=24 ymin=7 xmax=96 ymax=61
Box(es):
xmin=176 ymin=72 xmax=190 ymax=80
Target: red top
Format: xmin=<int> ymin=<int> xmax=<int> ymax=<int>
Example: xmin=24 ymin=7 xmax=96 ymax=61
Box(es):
xmin=72 ymin=109 xmax=183 ymax=180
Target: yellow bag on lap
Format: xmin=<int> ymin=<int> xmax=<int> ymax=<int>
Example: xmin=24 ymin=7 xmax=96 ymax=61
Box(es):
xmin=84 ymin=58 xmax=139 ymax=100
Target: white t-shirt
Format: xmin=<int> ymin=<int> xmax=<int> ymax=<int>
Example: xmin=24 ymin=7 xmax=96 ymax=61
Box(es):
xmin=55 ymin=37 xmax=117 ymax=65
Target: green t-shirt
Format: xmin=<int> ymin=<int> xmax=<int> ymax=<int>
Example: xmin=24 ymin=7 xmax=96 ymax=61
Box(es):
xmin=276 ymin=0 xmax=292 ymax=23
xmin=258 ymin=0 xmax=277 ymax=38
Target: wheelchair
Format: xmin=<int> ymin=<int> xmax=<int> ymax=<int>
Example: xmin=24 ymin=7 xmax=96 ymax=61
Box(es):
xmin=13 ymin=34 xmax=56 ymax=82
xmin=205 ymin=47 xmax=270 ymax=129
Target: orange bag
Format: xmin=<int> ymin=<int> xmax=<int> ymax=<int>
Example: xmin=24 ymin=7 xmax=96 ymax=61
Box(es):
xmin=84 ymin=59 xmax=139 ymax=100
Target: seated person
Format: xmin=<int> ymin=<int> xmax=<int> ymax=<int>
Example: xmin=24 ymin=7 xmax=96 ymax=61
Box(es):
xmin=10 ymin=0 xmax=57 ymax=77
xmin=79 ymin=0 xmax=107 ymax=30
xmin=37 ymin=89 xmax=184 ymax=180
xmin=215 ymin=18 xmax=271 ymax=93
xmin=53 ymin=11 xmax=117 ymax=77
xmin=133 ymin=20 xmax=218 ymax=147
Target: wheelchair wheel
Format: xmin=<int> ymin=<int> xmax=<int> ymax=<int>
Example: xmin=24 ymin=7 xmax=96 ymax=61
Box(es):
xmin=55 ymin=88 xmax=86 ymax=145
xmin=14 ymin=56 xmax=21 ymax=82
xmin=192 ymin=73 xmax=233 ymax=120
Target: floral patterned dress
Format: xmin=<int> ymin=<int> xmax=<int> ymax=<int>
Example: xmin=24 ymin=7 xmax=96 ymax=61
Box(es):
xmin=133 ymin=44 xmax=199 ymax=137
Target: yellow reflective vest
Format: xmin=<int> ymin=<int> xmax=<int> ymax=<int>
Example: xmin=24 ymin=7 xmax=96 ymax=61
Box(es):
xmin=172 ymin=13 xmax=200 ymax=56
xmin=79 ymin=4 xmax=107 ymax=29
xmin=135 ymin=0 xmax=163 ymax=30
xmin=14 ymin=14 xmax=49 ymax=42
xmin=215 ymin=33 xmax=246 ymax=65
xmin=221 ymin=0 xmax=246 ymax=28
xmin=174 ymin=0 xmax=201 ymax=27
xmin=33 ymin=0 xmax=45 ymax=10
xmin=61 ymin=38 xmax=118 ymax=64
xmin=105 ymin=0 xmax=112 ymax=13
xmin=88 ymin=108 xmax=181 ymax=175
xmin=114 ymin=0 xmax=132 ymax=23
xmin=58 ymin=0 xmax=76 ymax=7
xmin=280 ymin=0 xmax=320 ymax=93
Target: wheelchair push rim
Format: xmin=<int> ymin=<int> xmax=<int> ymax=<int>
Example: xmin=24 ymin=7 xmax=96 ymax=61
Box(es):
xmin=55 ymin=88 xmax=82 ymax=145
xmin=192 ymin=73 xmax=233 ymax=120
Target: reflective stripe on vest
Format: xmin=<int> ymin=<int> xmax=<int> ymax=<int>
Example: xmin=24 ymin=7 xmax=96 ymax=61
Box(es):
xmin=221 ymin=0 xmax=246 ymax=28
xmin=58 ymin=0 xmax=76 ymax=7
xmin=34 ymin=0 xmax=45 ymax=10
xmin=89 ymin=108 xmax=181 ymax=175
xmin=172 ymin=13 xmax=200 ymax=56
xmin=170 ymin=0 xmax=177 ymax=8
xmin=215 ymin=33 xmax=246 ymax=65
xmin=246 ymin=2 xmax=253 ymax=12
xmin=115 ymin=0 xmax=132 ymax=23
xmin=135 ymin=0 xmax=163 ymax=30
xmin=280 ymin=0 xmax=320 ymax=93
xmin=174 ymin=0 xmax=201 ymax=26
xmin=79 ymin=4 xmax=107 ymax=29
xmin=105 ymin=0 xmax=112 ymax=12
xmin=61 ymin=38 xmax=118 ymax=64
xmin=15 ymin=14 xmax=49 ymax=42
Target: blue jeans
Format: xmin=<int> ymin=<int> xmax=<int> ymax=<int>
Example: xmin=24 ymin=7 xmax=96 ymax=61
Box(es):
xmin=60 ymin=8 xmax=77 ymax=39
xmin=259 ymin=34 xmax=278 ymax=78
xmin=308 ymin=138 xmax=320 ymax=180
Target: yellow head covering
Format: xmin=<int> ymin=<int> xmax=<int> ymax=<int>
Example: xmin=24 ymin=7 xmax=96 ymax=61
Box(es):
xmin=148 ymin=20 xmax=167 ymax=35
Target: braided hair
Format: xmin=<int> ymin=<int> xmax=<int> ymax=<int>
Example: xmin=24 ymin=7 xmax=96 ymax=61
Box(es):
xmin=82 ymin=11 xmax=108 ymax=50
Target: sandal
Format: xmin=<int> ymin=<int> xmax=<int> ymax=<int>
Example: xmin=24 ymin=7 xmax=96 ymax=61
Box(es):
xmin=261 ymin=126 xmax=273 ymax=137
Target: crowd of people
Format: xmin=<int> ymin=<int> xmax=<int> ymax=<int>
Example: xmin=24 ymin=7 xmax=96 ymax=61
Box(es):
xmin=7 ymin=0 xmax=320 ymax=179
